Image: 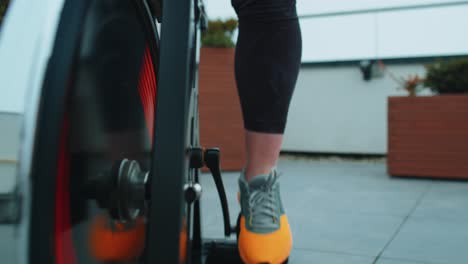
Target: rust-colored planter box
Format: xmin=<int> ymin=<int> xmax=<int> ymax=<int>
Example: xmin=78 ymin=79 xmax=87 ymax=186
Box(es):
xmin=199 ymin=47 xmax=246 ymax=171
xmin=388 ymin=95 xmax=468 ymax=179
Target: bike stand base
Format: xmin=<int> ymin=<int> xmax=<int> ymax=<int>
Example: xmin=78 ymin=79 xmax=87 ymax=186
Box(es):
xmin=203 ymin=240 xmax=242 ymax=264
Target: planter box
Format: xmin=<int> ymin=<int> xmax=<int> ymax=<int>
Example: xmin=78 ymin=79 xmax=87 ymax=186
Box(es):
xmin=388 ymin=95 xmax=468 ymax=179
xmin=199 ymin=47 xmax=246 ymax=171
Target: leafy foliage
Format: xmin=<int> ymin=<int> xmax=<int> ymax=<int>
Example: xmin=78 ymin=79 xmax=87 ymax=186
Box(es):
xmin=424 ymin=57 xmax=468 ymax=94
xmin=202 ymin=18 xmax=238 ymax=48
xmin=0 ymin=0 xmax=10 ymax=26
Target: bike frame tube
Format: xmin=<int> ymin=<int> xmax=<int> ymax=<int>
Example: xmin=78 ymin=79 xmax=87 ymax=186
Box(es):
xmin=147 ymin=0 xmax=196 ymax=262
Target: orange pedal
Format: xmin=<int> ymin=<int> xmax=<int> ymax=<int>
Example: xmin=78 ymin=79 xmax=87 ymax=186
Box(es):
xmin=89 ymin=213 xmax=146 ymax=262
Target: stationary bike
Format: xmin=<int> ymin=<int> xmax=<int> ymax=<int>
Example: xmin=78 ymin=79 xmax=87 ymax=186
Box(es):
xmin=6 ymin=0 xmax=248 ymax=263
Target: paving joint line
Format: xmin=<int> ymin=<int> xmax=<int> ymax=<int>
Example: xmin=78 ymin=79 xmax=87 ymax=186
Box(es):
xmin=372 ymin=181 xmax=434 ymax=264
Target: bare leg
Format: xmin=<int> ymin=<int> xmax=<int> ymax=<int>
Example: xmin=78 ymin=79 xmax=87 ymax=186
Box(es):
xmin=244 ymin=130 xmax=283 ymax=181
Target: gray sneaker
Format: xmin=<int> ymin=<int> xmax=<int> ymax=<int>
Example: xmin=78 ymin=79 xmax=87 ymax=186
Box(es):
xmin=237 ymin=169 xmax=292 ymax=264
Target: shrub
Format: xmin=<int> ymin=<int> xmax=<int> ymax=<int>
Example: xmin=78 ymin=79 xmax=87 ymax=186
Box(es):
xmin=424 ymin=57 xmax=468 ymax=94
xmin=0 ymin=0 xmax=10 ymax=26
xmin=202 ymin=18 xmax=238 ymax=48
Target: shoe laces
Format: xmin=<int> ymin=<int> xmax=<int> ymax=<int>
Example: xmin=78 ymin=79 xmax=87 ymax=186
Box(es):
xmin=248 ymin=173 xmax=279 ymax=229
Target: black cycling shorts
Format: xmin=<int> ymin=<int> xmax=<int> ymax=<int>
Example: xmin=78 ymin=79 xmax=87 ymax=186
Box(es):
xmin=232 ymin=0 xmax=302 ymax=134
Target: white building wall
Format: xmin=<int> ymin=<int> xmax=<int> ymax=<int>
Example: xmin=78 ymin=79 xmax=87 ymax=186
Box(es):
xmin=296 ymin=0 xmax=467 ymax=16
xmin=282 ymin=63 xmax=429 ymax=154
xmin=204 ymin=0 xmax=468 ymax=62
xmin=301 ymin=4 xmax=468 ymax=62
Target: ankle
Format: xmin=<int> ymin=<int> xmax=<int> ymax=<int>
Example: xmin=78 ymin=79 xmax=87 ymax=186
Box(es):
xmin=244 ymin=164 xmax=275 ymax=181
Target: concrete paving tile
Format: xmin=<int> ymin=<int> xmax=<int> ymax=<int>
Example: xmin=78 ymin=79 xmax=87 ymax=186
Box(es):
xmin=290 ymin=249 xmax=374 ymax=264
xmin=412 ymin=182 xmax=468 ymax=221
xmin=377 ymin=257 xmax=443 ymax=264
xmin=382 ymin=217 xmax=468 ymax=264
xmin=284 ymin=188 xmax=421 ymax=217
xmin=289 ymin=209 xmax=404 ymax=257
xmin=277 ymin=159 xmax=427 ymax=217
xmin=277 ymin=159 xmax=431 ymax=194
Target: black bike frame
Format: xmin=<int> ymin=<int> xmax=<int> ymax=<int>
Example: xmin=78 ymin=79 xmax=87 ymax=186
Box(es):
xmin=147 ymin=0 xmax=198 ymax=263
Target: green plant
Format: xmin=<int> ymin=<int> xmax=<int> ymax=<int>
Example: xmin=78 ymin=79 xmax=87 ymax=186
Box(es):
xmin=0 ymin=0 xmax=10 ymax=26
xmin=382 ymin=59 xmax=426 ymax=96
xmin=402 ymin=75 xmax=424 ymax=97
xmin=424 ymin=57 xmax=468 ymax=94
xmin=202 ymin=18 xmax=238 ymax=48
